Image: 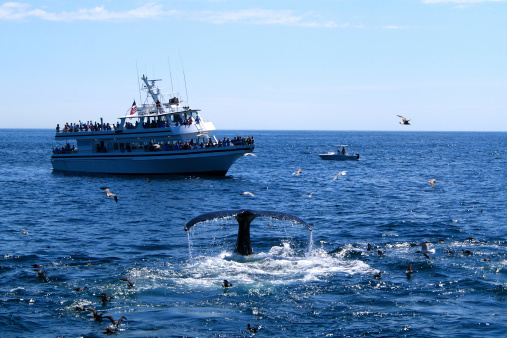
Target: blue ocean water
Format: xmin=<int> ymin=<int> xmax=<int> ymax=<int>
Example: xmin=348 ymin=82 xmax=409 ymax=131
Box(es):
xmin=0 ymin=129 xmax=505 ymax=337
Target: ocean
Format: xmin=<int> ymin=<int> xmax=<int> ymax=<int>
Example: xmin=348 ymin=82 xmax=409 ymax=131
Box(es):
xmin=0 ymin=129 xmax=505 ymax=337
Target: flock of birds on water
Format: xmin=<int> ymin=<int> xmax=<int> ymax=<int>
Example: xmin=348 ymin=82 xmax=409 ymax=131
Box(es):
xmin=21 ymin=114 xmax=485 ymax=335
xmin=27 ymin=257 xmax=259 ymax=335
xmin=28 ymin=263 xmax=134 ymax=335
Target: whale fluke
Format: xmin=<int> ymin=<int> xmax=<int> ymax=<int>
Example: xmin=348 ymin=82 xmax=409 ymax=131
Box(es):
xmin=184 ymin=209 xmax=312 ymax=256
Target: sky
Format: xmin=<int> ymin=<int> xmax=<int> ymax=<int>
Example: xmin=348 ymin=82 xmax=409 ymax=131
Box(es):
xmin=1 ymin=0 xmax=507 ymax=131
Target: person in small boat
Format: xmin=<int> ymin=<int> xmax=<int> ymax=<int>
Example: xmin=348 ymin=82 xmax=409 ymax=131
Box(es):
xmin=341 ymin=147 xmax=346 ymax=155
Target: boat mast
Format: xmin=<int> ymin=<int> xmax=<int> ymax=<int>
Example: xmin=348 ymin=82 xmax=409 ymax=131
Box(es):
xmin=141 ymin=75 xmax=163 ymax=113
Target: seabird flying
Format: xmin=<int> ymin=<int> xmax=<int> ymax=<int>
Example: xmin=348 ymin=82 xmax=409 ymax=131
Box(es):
xmin=427 ymin=179 xmax=438 ymax=188
xmin=240 ymin=191 xmax=255 ymax=197
xmin=332 ymin=171 xmax=347 ymax=180
xmin=22 ymin=229 xmax=29 ymax=235
xmin=301 ymin=191 xmax=317 ymax=197
xmin=397 ymin=115 xmax=411 ymax=125
xmin=292 ymin=168 xmax=303 ymax=175
xmin=244 ymin=152 xmax=257 ymax=157
xmin=417 ymin=241 xmax=435 ymax=259
xmin=103 ymin=315 xmax=127 ymax=327
xmin=87 ymin=308 xmax=106 ymax=321
xmin=120 ymin=277 xmax=136 ymax=287
xmin=100 ymin=188 xmax=118 ymax=203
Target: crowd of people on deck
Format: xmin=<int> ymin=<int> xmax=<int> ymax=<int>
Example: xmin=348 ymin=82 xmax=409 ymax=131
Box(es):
xmin=56 ymin=121 xmax=114 ymax=133
xmin=142 ymin=136 xmax=255 ymax=152
xmin=52 ymin=143 xmax=75 ymax=154
xmin=56 ymin=115 xmax=202 ymax=133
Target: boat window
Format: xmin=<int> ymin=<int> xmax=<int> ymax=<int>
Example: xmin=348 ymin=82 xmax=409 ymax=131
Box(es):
xmin=113 ymin=143 xmax=119 ymax=151
xmin=126 ymin=143 xmax=131 ymax=152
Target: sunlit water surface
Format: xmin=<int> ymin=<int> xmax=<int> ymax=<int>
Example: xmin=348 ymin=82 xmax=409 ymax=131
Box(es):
xmin=0 ymin=129 xmax=505 ymax=337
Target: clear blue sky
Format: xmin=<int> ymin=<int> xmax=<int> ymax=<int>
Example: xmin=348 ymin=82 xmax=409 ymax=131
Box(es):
xmin=2 ymin=0 xmax=506 ymax=131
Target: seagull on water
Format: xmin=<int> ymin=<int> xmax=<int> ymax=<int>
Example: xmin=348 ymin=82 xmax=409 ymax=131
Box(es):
xmin=240 ymin=191 xmax=255 ymax=197
xmin=417 ymin=241 xmax=435 ymax=259
xmin=332 ymin=171 xmax=347 ymax=180
xmin=100 ymin=188 xmax=118 ymax=203
xmin=292 ymin=168 xmax=302 ymax=175
xmin=397 ymin=115 xmax=411 ymax=125
xmin=427 ymin=179 xmax=438 ymax=188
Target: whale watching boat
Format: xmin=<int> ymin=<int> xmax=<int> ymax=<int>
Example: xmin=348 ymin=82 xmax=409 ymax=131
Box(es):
xmin=51 ymin=75 xmax=254 ymax=175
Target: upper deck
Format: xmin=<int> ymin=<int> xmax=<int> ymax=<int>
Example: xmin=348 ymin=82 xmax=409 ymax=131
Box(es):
xmin=55 ymin=74 xmax=216 ymax=141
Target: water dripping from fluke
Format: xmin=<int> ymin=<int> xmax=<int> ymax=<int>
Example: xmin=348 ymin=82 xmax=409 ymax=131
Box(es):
xmin=184 ymin=209 xmax=312 ymax=256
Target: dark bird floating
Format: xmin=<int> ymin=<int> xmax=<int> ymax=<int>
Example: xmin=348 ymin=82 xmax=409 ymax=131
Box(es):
xmin=247 ymin=324 xmax=258 ymax=332
xmin=222 ymin=280 xmax=233 ymax=288
xmin=184 ymin=209 xmax=312 ymax=256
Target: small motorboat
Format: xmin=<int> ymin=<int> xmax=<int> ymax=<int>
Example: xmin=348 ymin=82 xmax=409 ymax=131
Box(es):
xmin=318 ymin=147 xmax=359 ymax=161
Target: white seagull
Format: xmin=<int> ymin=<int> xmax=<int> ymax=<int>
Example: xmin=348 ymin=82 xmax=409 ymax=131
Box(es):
xmin=332 ymin=171 xmax=347 ymax=180
xmin=427 ymin=179 xmax=438 ymax=188
xmin=240 ymin=191 xmax=255 ymax=197
xmin=100 ymin=187 xmax=118 ymax=203
xmin=292 ymin=168 xmax=303 ymax=175
xmin=417 ymin=241 xmax=435 ymax=259
xmin=243 ymin=153 xmax=257 ymax=157
xmin=302 ymin=191 xmax=317 ymax=197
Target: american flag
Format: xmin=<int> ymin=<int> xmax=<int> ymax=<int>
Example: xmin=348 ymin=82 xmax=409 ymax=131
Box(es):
xmin=130 ymin=100 xmax=137 ymax=115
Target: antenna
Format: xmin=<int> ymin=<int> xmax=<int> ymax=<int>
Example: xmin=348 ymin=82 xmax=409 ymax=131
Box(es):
xmin=136 ymin=61 xmax=142 ymax=103
xmin=179 ymin=53 xmax=189 ymax=103
xmin=167 ymin=57 xmax=174 ymax=93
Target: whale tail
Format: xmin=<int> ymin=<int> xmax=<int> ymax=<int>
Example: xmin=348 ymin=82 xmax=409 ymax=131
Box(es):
xmin=184 ymin=209 xmax=312 ymax=256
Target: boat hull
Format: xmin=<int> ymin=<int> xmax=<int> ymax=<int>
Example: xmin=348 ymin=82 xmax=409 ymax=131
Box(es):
xmin=51 ymin=146 xmax=253 ymax=175
xmin=318 ymin=153 xmax=359 ymax=161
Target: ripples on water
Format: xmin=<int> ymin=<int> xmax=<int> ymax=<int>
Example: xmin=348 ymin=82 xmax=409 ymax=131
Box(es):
xmin=0 ymin=129 xmax=505 ymax=337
